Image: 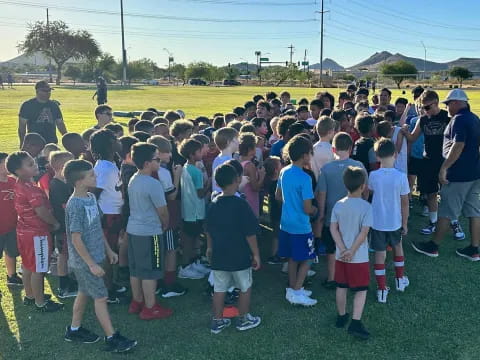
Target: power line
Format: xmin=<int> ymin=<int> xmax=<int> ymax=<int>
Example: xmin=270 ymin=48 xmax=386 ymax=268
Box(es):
xmin=170 ymin=0 xmax=317 ymax=5
xmin=0 ymin=0 xmax=318 ymax=23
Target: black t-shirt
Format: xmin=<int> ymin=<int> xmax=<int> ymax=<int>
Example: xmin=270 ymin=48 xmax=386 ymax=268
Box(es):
xmin=352 ymin=137 xmax=376 ymax=172
xmin=206 ymin=195 xmax=258 ymax=271
xmin=419 ymin=109 xmax=449 ymax=161
xmin=19 ymin=98 xmax=63 ymax=144
xmin=49 ymin=178 xmax=73 ymax=234
xmin=120 ymin=163 xmax=137 ymax=225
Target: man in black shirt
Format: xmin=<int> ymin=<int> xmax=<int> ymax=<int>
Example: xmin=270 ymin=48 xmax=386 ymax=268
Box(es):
xmin=18 ymin=80 xmax=68 ymax=146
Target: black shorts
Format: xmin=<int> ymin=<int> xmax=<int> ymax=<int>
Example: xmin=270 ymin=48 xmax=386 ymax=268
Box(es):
xmin=408 ymin=157 xmax=423 ymax=177
xmin=418 ymin=158 xmax=443 ymax=194
xmin=370 ymin=229 xmax=402 ymax=251
xmin=321 ymin=226 xmax=336 ymax=255
xmin=164 ymin=229 xmax=179 ymax=251
xmin=183 ymin=220 xmax=204 ymax=238
xmin=0 ymin=230 xmax=19 ymax=258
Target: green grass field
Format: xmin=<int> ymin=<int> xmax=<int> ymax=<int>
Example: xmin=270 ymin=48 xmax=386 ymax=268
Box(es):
xmin=0 ymin=85 xmax=479 ymax=360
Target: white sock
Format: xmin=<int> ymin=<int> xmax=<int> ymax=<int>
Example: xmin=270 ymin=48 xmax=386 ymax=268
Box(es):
xmin=451 ymin=219 xmax=458 ymax=225
xmin=208 ymin=271 xmax=214 ymax=286
xmin=70 ymin=326 xmax=80 ymax=331
xmin=429 ymin=212 xmax=438 ymax=223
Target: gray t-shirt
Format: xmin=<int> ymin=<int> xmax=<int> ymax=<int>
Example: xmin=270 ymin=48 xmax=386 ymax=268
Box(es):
xmin=331 ymin=197 xmax=373 ymax=263
xmin=65 ymin=193 xmax=105 ymax=268
xmin=316 ymin=159 xmax=365 ymax=225
xmin=127 ymin=173 xmax=166 ymax=236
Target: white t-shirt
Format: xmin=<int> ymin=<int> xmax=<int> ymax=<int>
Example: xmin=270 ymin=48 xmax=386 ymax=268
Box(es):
xmin=311 ymin=141 xmax=334 ymax=181
xmin=212 ymin=155 xmax=232 ymax=193
xmin=331 ymin=197 xmax=373 ymax=263
xmin=392 ymin=126 xmax=408 ymax=174
xmin=94 ymin=160 xmax=124 ymax=214
xmin=368 ymin=168 xmax=410 ymax=231
xmin=157 ymin=167 xmax=174 ymax=194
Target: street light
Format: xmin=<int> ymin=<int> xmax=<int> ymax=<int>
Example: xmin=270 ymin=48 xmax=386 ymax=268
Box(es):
xmin=163 ymin=48 xmax=174 ymax=83
xmin=421 ymin=41 xmax=427 ymax=81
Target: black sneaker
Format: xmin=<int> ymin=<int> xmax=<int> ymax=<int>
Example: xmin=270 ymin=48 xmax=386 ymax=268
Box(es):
xmin=57 ymin=288 xmax=78 ymax=299
xmin=107 ymin=292 xmax=130 ymax=305
xmin=35 ymin=299 xmax=64 ymax=312
xmin=7 ymin=273 xmax=23 ymax=286
xmin=104 ymin=332 xmax=137 ymax=353
xmin=456 ymin=246 xmax=480 ymax=262
xmin=267 ymin=255 xmax=284 ymax=265
xmin=23 ymin=294 xmax=52 ymax=306
xmin=322 ymin=280 xmax=337 ymax=290
xmin=335 ymin=313 xmax=350 ymax=328
xmin=347 ymin=320 xmax=370 ymax=340
xmin=161 ymin=283 xmax=187 ymax=298
xmin=411 ymin=241 xmax=439 ymax=258
xmin=65 ymin=326 xmax=100 ymax=343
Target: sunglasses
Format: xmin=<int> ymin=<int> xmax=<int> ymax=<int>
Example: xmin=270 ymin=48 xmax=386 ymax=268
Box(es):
xmin=151 ymin=157 xmax=162 ymax=163
xmin=422 ymin=103 xmax=436 ymax=111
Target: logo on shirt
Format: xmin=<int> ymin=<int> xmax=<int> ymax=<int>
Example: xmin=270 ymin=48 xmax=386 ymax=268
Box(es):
xmin=84 ymin=204 xmax=100 ymax=225
xmin=1 ymin=190 xmax=14 ymax=201
xmin=36 ymin=107 xmax=55 ymax=125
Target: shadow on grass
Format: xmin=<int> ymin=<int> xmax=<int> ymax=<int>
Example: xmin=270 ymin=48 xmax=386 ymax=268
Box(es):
xmin=0 ymin=287 xmax=23 ymax=354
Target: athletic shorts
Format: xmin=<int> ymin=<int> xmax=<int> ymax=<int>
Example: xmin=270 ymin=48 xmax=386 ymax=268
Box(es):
xmin=418 ymin=158 xmax=443 ymax=194
xmin=408 ymin=156 xmax=423 ymax=177
xmin=335 ymin=261 xmax=370 ymax=291
xmin=102 ymin=214 xmax=123 ymax=249
xmin=17 ymin=230 xmax=51 ymax=273
xmin=278 ymin=230 xmax=316 ymax=262
xmin=164 ymin=229 xmax=179 ymax=251
xmin=182 ymin=220 xmax=204 ymax=238
xmin=54 ymin=232 xmax=68 ymax=255
xmin=438 ymin=180 xmax=480 ymax=220
xmin=0 ymin=230 xmax=19 ymax=258
xmin=212 ymin=268 xmax=252 ymax=293
xmin=370 ymin=229 xmax=402 ymax=251
xmin=73 ymin=265 xmax=108 ymax=299
xmin=321 ymin=226 xmax=336 ymax=255
xmin=128 ymin=234 xmax=164 ymax=280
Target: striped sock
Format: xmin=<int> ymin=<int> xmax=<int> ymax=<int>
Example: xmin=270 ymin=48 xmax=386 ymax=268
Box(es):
xmin=394 ymin=256 xmax=405 ymax=279
xmin=374 ymin=264 xmax=386 ymax=290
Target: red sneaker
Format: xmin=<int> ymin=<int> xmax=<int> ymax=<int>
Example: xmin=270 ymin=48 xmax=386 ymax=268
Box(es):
xmin=139 ymin=304 xmax=173 ymax=320
xmin=128 ymin=300 xmax=144 ymax=314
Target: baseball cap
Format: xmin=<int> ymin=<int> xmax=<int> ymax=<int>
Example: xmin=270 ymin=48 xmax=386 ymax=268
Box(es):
xmin=347 ymin=84 xmax=357 ymax=92
xmin=35 ymin=80 xmax=53 ymax=91
xmin=442 ymin=89 xmax=469 ymax=104
xmin=355 ymin=87 xmax=369 ymax=96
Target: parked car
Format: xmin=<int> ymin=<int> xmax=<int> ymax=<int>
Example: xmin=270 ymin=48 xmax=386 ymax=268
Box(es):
xmin=189 ymin=78 xmax=207 ymax=86
xmin=223 ymin=79 xmax=241 ymax=86
xmin=142 ymin=79 xmax=160 ymax=85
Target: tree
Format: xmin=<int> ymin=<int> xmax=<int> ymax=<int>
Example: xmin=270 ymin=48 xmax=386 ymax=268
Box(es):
xmin=19 ymin=20 xmax=101 ymax=84
xmin=64 ymin=65 xmax=82 ymax=85
xmin=449 ymin=66 xmax=473 ymax=87
xmin=260 ymin=64 xmax=304 ymax=86
xmin=185 ymin=62 xmax=213 ymax=81
xmin=380 ymin=60 xmax=417 ymax=89
xmin=97 ymin=53 xmax=117 ymax=80
xmin=222 ymin=64 xmax=240 ymax=80
xmin=171 ymin=63 xmax=187 ymax=84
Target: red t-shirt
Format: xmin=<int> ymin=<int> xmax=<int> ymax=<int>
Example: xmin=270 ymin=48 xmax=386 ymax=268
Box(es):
xmin=0 ymin=176 xmax=17 ymax=235
xmin=348 ymin=128 xmax=360 ymax=143
xmin=38 ymin=168 xmax=54 ymax=195
xmin=14 ymin=180 xmax=52 ymax=233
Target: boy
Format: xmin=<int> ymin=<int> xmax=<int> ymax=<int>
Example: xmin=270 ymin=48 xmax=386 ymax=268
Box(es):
xmin=207 ymin=163 xmax=261 ymax=334
xmin=311 ymin=116 xmax=335 ymax=181
xmin=49 ymin=151 xmax=77 ymax=298
xmin=62 ymin=133 xmax=87 ymax=159
xmin=212 ymin=127 xmax=239 ymax=194
xmin=376 ymin=121 xmax=408 ymax=174
xmin=369 ymin=138 xmax=410 ymax=303
xmin=0 ymin=153 xmax=22 ymax=286
xmin=21 ymin=133 xmax=46 ymax=159
xmin=179 ymin=139 xmax=211 ymax=279
xmin=6 ymin=151 xmax=63 ymax=311
xmin=280 ymin=91 xmax=291 ymax=111
xmin=127 ymin=143 xmax=173 ymax=320
xmin=315 ymin=133 xmax=365 ymax=290
xmin=270 ymin=115 xmax=296 ymax=158
xmin=352 ymin=114 xmax=377 ymax=173
xmin=63 ymin=159 xmax=136 ymax=352
xmin=276 ymin=135 xmax=318 ymax=306
xmin=330 ymin=166 xmax=372 ymax=340
xmin=90 ymin=129 xmax=126 ymax=302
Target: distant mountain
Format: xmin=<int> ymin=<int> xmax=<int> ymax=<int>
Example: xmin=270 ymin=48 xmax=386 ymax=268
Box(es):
xmin=1 ymin=52 xmax=82 ymax=67
xmin=351 ymin=51 xmax=394 ymax=69
xmin=348 ymin=52 xmax=448 ymax=71
xmin=309 ymin=58 xmax=344 ymax=71
xmin=447 ymin=58 xmax=480 ymax=72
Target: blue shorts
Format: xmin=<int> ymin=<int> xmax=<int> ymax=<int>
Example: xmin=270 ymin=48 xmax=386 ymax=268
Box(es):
xmin=278 ymin=230 xmax=316 ymax=262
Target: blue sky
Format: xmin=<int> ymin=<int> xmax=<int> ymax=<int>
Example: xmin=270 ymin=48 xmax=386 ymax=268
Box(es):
xmin=1 ymin=0 xmax=480 ymax=68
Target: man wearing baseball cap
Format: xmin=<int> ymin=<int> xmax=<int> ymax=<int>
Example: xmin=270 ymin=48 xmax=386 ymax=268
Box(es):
xmin=412 ymin=89 xmax=480 ymax=261
xmin=18 ymin=80 xmax=68 ymax=145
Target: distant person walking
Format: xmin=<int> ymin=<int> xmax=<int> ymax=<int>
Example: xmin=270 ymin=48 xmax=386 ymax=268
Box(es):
xmin=92 ymin=76 xmax=108 ymax=105
xmin=0 ymin=74 xmax=4 ymax=90
xmin=18 ymin=80 xmax=68 ymax=146
xmin=7 ymin=72 xmax=13 ymax=88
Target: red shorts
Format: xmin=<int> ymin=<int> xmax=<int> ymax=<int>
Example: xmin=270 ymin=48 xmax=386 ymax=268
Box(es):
xmin=102 ymin=214 xmax=123 ymax=250
xmin=17 ymin=230 xmax=52 ymax=273
xmin=334 ymin=261 xmax=370 ymax=291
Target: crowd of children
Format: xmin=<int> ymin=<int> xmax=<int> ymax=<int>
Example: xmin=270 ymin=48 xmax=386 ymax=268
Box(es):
xmin=1 ymin=82 xmax=479 ymax=352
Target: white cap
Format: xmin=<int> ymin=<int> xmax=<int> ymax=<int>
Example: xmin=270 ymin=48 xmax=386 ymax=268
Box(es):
xmin=442 ymin=89 xmax=469 ymax=104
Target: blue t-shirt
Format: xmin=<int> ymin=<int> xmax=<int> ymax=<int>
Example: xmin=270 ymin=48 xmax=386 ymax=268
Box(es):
xmin=443 ymin=107 xmax=480 ymax=182
xmin=409 ymin=116 xmax=425 ymax=159
xmin=277 ymin=164 xmax=314 ymax=234
xmin=270 ymin=139 xmax=285 ymax=157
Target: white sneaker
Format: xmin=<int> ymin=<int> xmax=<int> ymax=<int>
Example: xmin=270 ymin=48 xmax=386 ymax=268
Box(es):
xmin=286 ymin=287 xmax=312 ymax=297
xmin=395 ymin=276 xmax=410 ymax=292
xmin=178 ymin=265 xmax=204 ymax=279
xmin=377 ymin=287 xmax=389 ymax=303
xmin=281 ymin=262 xmax=288 ymax=274
xmin=191 ymin=260 xmax=211 ymax=275
xmin=307 ymin=270 xmax=316 ymax=277
xmin=287 ymin=292 xmax=317 ymax=307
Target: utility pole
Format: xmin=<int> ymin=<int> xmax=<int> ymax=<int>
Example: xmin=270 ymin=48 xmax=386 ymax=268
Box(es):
xmin=46 ymin=8 xmax=52 ymax=83
xmin=421 ymin=41 xmax=427 ymax=81
xmin=120 ymin=0 xmax=127 ymax=86
xmin=255 ymin=51 xmax=261 ymax=85
xmin=288 ymin=44 xmax=294 ymax=65
xmin=163 ymin=48 xmax=173 ymax=83
xmin=304 ymin=49 xmax=307 ymax=72
xmin=316 ymin=0 xmax=329 ymax=87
